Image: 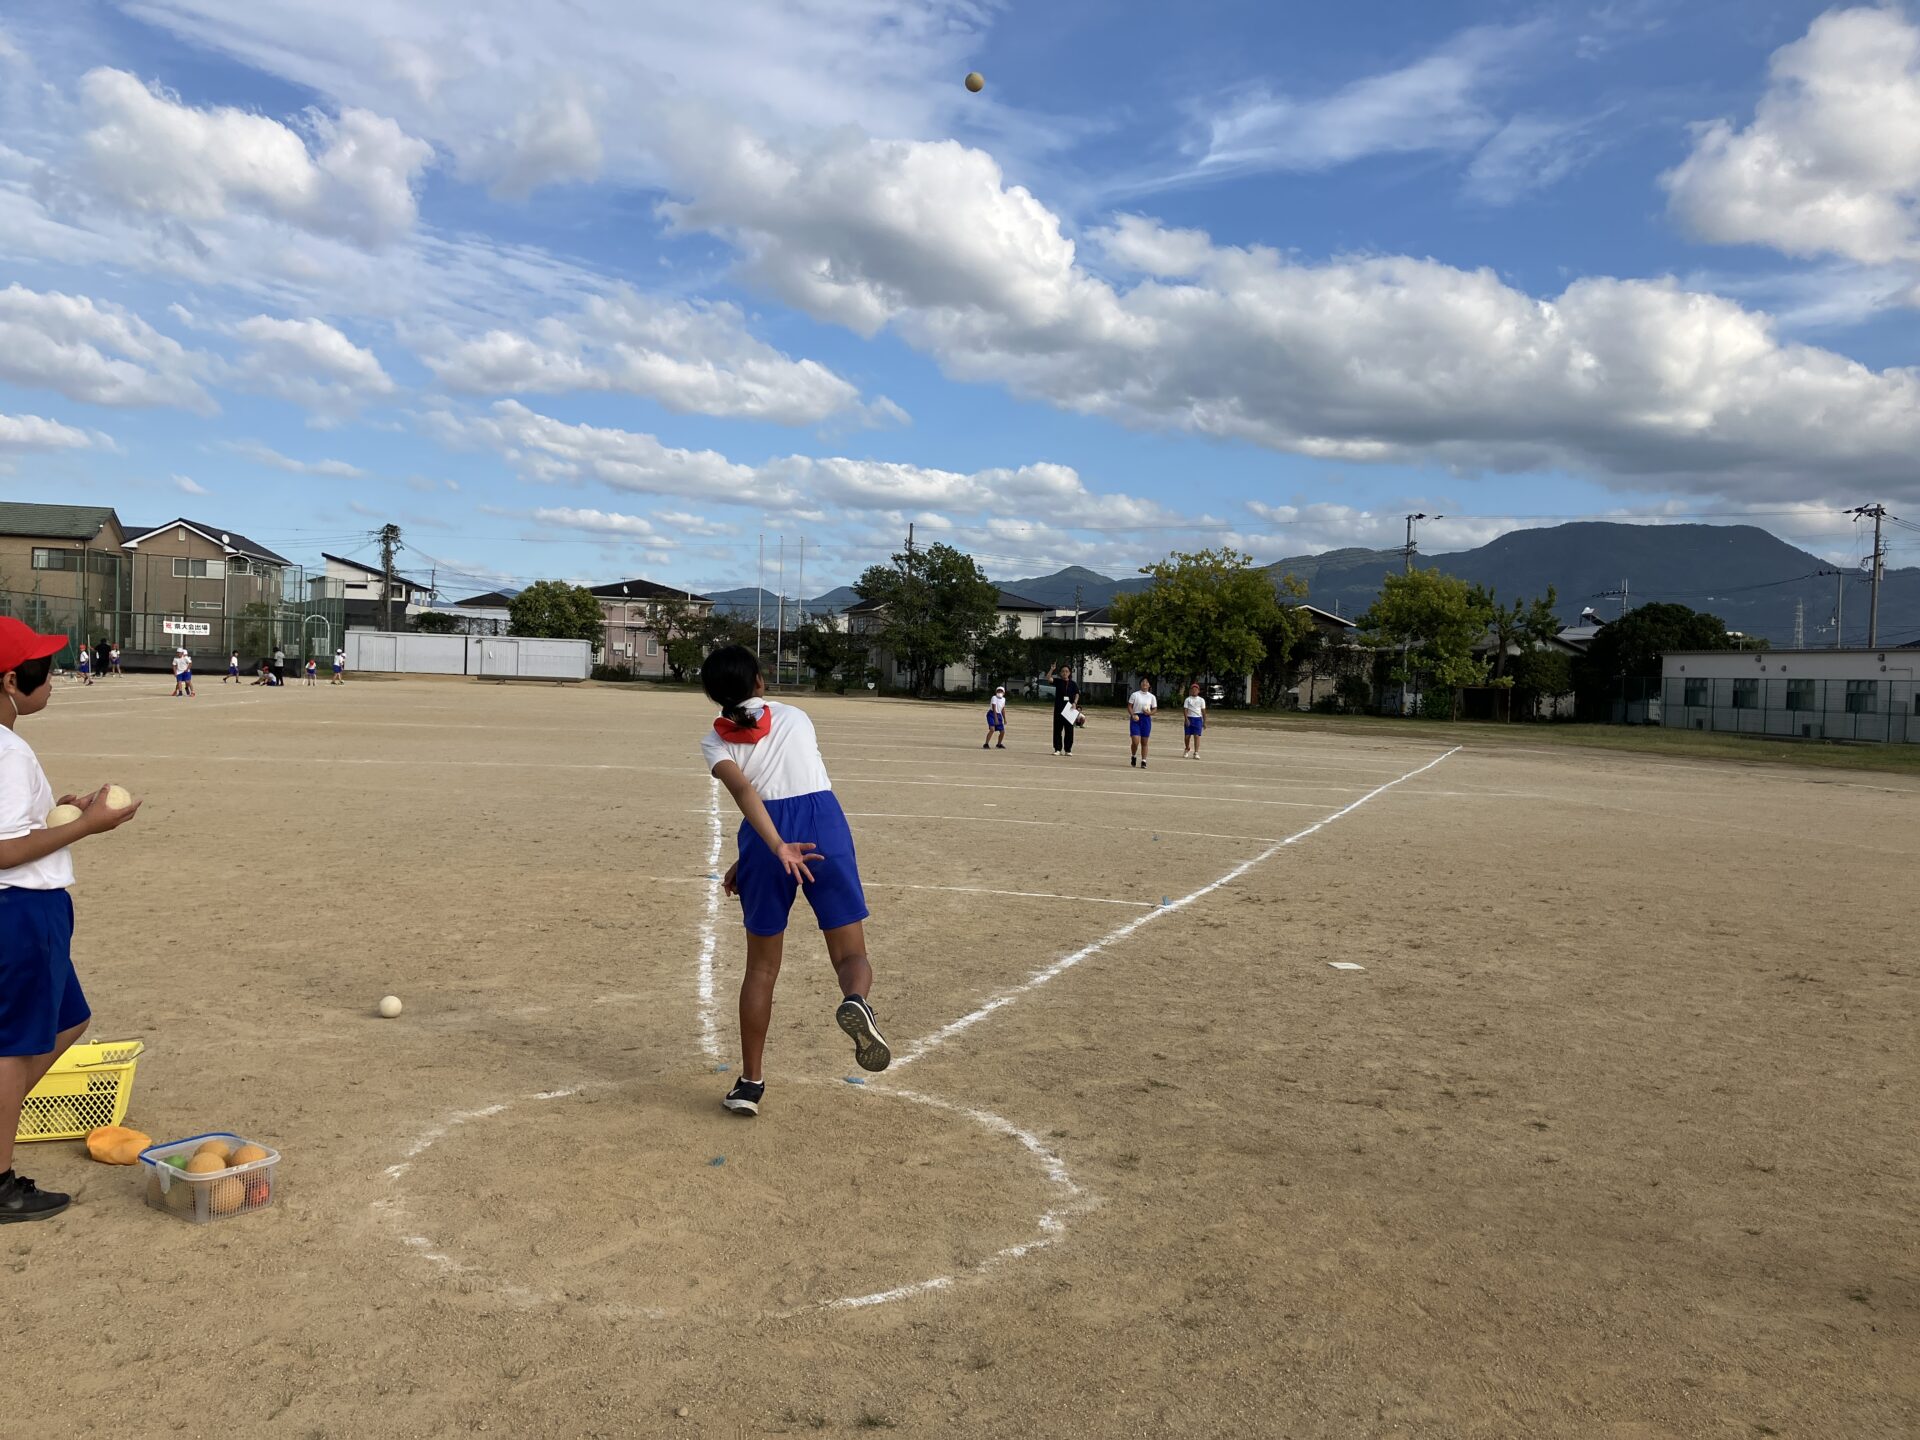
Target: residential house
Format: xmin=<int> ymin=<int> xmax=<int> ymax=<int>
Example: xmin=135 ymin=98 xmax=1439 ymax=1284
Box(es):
xmin=1041 ymin=605 xmax=1119 ymax=695
xmin=319 ymin=553 xmax=435 ymax=631
xmin=587 ymin=578 xmax=715 ymax=676
xmin=0 ymin=503 xmax=128 ymax=649
xmin=122 ymin=519 xmax=292 ymax=657
xmin=437 ymin=590 xmax=515 ymax=636
xmin=846 ymin=587 xmax=1051 ymax=692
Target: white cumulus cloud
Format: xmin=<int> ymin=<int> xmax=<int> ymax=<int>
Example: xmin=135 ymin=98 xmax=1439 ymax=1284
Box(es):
xmin=0 ymin=412 xmax=109 ymax=451
xmin=658 ymin=124 xmax=1920 ymax=505
xmin=230 ymin=314 xmax=397 ymax=423
xmin=421 ymin=287 xmax=879 ymax=425
xmin=1664 ymin=7 xmax=1920 ymax=265
xmin=0 ymin=284 xmax=213 ymax=412
xmin=223 ymin=439 xmax=367 ymax=477
xmin=76 ymin=67 xmax=432 ymax=246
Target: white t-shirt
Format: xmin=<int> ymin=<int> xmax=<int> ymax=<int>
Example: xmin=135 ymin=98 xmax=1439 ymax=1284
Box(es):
xmin=172 ymin=655 xmax=188 ymax=676
xmin=699 ymin=700 xmax=832 ymax=802
xmin=989 ymin=694 xmax=1006 ymax=715
xmin=1184 ymin=695 xmax=1207 ymax=719
xmin=0 ymin=726 xmax=74 ymax=890
xmin=1130 ymin=689 xmax=1158 ymax=716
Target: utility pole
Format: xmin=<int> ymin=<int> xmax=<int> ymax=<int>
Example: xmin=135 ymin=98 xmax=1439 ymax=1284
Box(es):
xmin=1848 ymin=504 xmax=1887 ymax=647
xmin=774 ymin=536 xmax=785 ymax=687
xmin=756 ymin=534 xmax=765 ymax=658
xmin=378 ymin=524 xmax=401 ymax=632
xmin=1402 ymin=512 xmax=1441 ymax=574
xmin=1072 ymin=581 xmax=1083 ymax=684
xmin=1818 ymin=567 xmax=1846 ymax=647
xmin=1594 ymin=580 xmax=1630 ymax=619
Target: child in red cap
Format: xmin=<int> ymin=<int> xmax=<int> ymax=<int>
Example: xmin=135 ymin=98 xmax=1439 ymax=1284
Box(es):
xmin=0 ymin=619 xmax=142 ymax=1223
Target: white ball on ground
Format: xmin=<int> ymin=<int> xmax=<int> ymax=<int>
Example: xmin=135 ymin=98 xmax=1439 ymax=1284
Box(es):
xmin=378 ymin=995 xmax=404 ymax=1019
xmin=102 ymin=784 xmax=134 ymax=810
xmin=46 ymin=804 xmax=84 ymax=828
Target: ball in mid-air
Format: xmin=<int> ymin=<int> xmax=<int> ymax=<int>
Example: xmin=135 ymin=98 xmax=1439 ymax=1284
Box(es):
xmin=965 ymin=71 xmax=984 ymax=93
xmin=378 ymin=995 xmax=404 ymax=1019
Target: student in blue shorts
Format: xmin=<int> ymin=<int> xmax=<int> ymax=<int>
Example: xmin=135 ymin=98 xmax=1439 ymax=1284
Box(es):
xmin=1182 ymin=681 xmax=1208 ymax=759
xmin=700 ymin=644 xmax=888 ymax=1117
xmin=75 ymin=648 xmax=92 ymax=687
xmin=982 ymin=685 xmax=1007 ymax=749
xmin=1128 ymin=675 xmax=1158 ymax=768
xmin=0 ymin=618 xmax=142 ymax=1222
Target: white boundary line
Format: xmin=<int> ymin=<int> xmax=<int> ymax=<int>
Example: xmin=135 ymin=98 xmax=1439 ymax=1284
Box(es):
xmin=891 ymin=746 xmax=1461 ymax=1071
xmin=695 ymin=783 xmax=724 ymax=1059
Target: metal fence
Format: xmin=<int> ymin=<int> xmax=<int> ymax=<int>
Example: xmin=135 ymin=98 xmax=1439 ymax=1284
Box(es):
xmin=1657 ymin=675 xmax=1913 ymax=744
xmin=0 ymin=568 xmax=345 ymax=668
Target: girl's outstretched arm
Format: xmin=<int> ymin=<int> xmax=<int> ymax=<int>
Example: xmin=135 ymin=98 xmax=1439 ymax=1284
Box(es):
xmin=709 ymin=759 xmax=820 ymax=882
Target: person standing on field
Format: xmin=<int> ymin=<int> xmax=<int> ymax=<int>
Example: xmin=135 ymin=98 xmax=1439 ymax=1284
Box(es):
xmin=0 ymin=618 xmax=143 ymax=1222
xmin=1182 ymin=682 xmax=1207 ymax=759
xmin=331 ymin=648 xmax=346 ymax=685
xmin=75 ymin=647 xmax=92 ymax=687
xmin=1049 ymin=664 xmax=1080 ymax=756
xmin=170 ymin=649 xmax=194 ymax=698
xmin=982 ymin=686 xmax=1008 ymax=749
xmin=107 ymin=644 xmax=121 ymax=678
xmin=271 ymin=645 xmax=286 ymax=687
xmin=1128 ymin=676 xmax=1158 ymax=768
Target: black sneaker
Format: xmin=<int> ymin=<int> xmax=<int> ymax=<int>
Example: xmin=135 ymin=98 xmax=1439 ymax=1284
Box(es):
xmin=0 ymin=1170 xmax=70 ymax=1223
xmin=722 ymin=1079 xmax=765 ymax=1116
xmin=1130 ymin=755 xmax=1137 ymax=767
xmin=835 ymin=996 xmax=892 ymax=1072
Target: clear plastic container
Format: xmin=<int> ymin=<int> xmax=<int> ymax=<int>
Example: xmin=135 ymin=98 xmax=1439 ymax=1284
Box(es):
xmin=138 ymin=1132 xmax=281 ymax=1224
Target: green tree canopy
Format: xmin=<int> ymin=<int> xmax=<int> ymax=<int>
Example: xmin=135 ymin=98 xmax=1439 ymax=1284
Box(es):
xmin=970 ymin=616 xmax=1031 ymax=690
xmin=413 ymin=610 xmax=459 ymax=634
xmin=853 ymin=541 xmax=999 ymax=696
xmin=1478 ymin=585 xmax=1560 ymax=683
xmin=508 ymin=580 xmax=604 ymax=643
xmin=793 ymin=619 xmax=867 ymax=692
xmin=1358 ymin=570 xmax=1494 ymax=717
xmin=1574 ymin=602 xmax=1731 ymax=692
xmin=1110 ymin=549 xmax=1287 ymax=688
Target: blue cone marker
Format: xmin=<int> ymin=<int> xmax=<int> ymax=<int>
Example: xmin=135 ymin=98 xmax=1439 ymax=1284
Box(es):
xmin=844 ymin=1076 xmax=866 ymax=1085
xmin=708 ymin=1156 xmax=726 ymax=1167
xmin=714 ymin=1063 xmax=730 ymax=1073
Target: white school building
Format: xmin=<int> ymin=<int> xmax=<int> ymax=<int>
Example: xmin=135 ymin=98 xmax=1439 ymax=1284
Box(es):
xmin=1660 ymin=647 xmax=1917 ymax=744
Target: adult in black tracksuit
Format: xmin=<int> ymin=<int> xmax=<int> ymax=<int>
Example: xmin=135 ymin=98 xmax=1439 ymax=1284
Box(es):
xmin=1050 ymin=665 xmax=1081 ymax=755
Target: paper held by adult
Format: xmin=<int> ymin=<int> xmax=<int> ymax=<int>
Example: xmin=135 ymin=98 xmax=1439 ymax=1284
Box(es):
xmin=1061 ymin=702 xmax=1083 ymax=726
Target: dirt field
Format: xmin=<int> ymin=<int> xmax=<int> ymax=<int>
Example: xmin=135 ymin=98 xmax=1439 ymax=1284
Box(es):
xmin=4 ymin=677 xmax=1915 ymax=1438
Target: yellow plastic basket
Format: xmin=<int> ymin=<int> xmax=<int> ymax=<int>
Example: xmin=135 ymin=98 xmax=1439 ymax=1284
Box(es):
xmin=15 ymin=1040 xmax=145 ymax=1142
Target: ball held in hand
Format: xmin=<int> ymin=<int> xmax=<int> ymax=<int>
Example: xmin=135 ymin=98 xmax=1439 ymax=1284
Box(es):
xmin=46 ymin=804 xmax=84 ymax=828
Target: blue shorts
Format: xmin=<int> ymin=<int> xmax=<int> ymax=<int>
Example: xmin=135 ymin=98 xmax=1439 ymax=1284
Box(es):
xmin=177 ymin=670 xmax=193 ymax=684
xmin=736 ymin=790 xmax=869 ymax=938
xmin=1185 ymin=717 xmax=1204 ymax=736
xmin=986 ymin=710 xmax=1005 ymax=731
xmin=0 ymin=888 xmax=89 ymax=1056
xmin=1130 ymin=715 xmax=1153 ymax=738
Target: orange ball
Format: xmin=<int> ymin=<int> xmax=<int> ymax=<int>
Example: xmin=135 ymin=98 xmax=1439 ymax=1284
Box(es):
xmin=964 ymin=71 xmax=984 ymax=93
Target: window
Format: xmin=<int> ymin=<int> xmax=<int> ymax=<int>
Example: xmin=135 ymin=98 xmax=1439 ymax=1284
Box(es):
xmin=189 ymin=600 xmax=221 ymax=612
xmin=1785 ymin=679 xmax=1815 ymax=712
xmin=1731 ymin=678 xmax=1759 ymax=710
xmin=1684 ymin=678 xmax=1709 ymax=707
xmin=1846 ymin=680 xmax=1879 ymax=714
xmin=171 ymin=558 xmax=225 ymax=579
xmin=228 ymin=558 xmax=251 ymax=576
xmin=646 ymin=636 xmax=660 ymax=656
xmin=389 ymin=584 xmax=405 ymax=599
xmin=30 ymin=547 xmax=79 ymax=571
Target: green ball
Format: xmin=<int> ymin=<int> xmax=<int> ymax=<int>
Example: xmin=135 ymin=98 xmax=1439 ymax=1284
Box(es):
xmin=165 ymin=1154 xmax=191 ymax=1170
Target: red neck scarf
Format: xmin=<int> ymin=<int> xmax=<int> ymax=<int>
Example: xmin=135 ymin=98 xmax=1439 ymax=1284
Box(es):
xmin=713 ymin=705 xmax=771 ymax=744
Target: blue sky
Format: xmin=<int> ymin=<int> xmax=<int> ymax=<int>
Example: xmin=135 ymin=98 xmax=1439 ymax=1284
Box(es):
xmin=1 ymin=0 xmax=1916 ymax=598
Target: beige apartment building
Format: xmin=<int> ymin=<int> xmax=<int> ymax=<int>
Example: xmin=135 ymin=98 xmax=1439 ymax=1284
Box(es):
xmin=0 ymin=503 xmax=130 ymax=652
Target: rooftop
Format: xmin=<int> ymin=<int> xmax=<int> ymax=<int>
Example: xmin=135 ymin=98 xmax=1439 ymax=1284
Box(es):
xmin=128 ymin=518 xmax=291 ymax=565
xmin=587 ymin=577 xmax=714 ymax=603
xmin=322 ymin=552 xmax=429 ymax=590
xmin=0 ymin=502 xmax=121 ymax=542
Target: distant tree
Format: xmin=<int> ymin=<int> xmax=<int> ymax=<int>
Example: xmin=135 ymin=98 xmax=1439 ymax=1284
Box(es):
xmin=413 ymin=611 xmax=459 ymax=634
xmin=1510 ymin=647 xmax=1573 ymax=717
xmin=508 ymin=580 xmax=604 ymax=643
xmin=1478 ymin=585 xmax=1560 ymax=684
xmin=794 ymin=619 xmax=865 ymax=692
xmin=853 ymin=542 xmax=999 ymax=696
xmin=970 ymin=617 xmax=1031 ymax=691
xmin=1248 ymin=584 xmax=1312 ymax=706
xmin=1110 ymin=549 xmax=1286 ymax=689
xmin=1358 ymin=570 xmax=1493 ymax=719
xmin=1573 ymin=602 xmax=1731 ymax=696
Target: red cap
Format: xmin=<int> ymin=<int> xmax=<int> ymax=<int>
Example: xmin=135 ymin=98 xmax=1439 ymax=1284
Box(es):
xmin=0 ymin=617 xmax=69 ymax=678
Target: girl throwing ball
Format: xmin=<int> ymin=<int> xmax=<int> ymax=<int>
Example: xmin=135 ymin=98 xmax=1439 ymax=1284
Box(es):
xmin=699 ymin=645 xmax=888 ymax=1118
